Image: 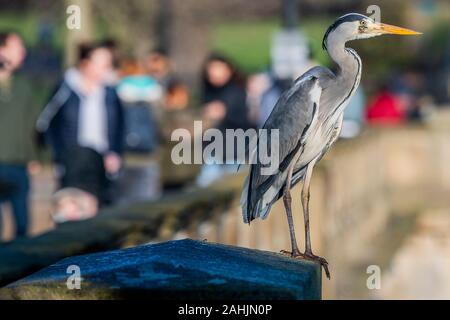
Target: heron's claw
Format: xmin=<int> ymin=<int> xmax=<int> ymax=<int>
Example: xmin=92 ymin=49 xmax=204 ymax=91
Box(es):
xmin=303 ymin=252 xmax=331 ymax=280
xmin=280 ymin=249 xmax=302 ymax=257
xmin=280 ymin=250 xmax=331 ymax=280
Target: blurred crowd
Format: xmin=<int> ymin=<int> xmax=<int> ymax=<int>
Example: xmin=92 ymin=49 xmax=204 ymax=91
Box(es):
xmin=0 ymin=30 xmax=434 ymax=240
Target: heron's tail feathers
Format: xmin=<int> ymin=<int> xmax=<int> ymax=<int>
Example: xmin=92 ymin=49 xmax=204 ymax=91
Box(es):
xmin=240 ymin=174 xmax=281 ymax=224
xmin=241 ymin=165 xmax=307 ymax=224
xmin=240 ymin=175 xmax=252 ymax=224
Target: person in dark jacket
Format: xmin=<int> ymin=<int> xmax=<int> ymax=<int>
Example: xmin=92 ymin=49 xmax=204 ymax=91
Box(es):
xmin=197 ymin=54 xmax=255 ymax=186
xmin=0 ymin=31 xmax=37 ymax=238
xmin=37 ymin=42 xmax=124 ymax=214
xmin=201 ymin=54 xmax=253 ymax=134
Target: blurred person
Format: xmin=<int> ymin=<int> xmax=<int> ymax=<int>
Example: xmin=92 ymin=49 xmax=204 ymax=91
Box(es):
xmin=0 ymin=31 xmax=38 ymax=238
xmin=144 ymin=48 xmax=173 ymax=92
xmin=260 ymin=77 xmax=292 ymax=127
xmin=118 ymin=59 xmax=163 ymax=105
xmin=115 ymin=59 xmax=162 ymax=205
xmin=164 ymin=79 xmax=189 ymax=111
xmin=26 ymin=20 xmax=61 ymax=84
xmin=101 ymin=38 xmax=121 ymax=85
xmin=246 ymin=72 xmax=272 ymax=128
xmin=340 ymin=87 xmax=366 ymax=138
xmin=51 ymin=147 xmax=105 ymax=223
xmin=366 ymin=85 xmax=407 ymax=125
xmin=197 ymin=53 xmax=254 ymax=187
xmin=160 ymin=79 xmax=201 ymax=191
xmin=36 ymin=42 xmax=124 ymax=221
xmin=367 ymin=69 xmax=430 ymax=126
xmin=393 ymin=70 xmax=429 ymax=123
xmin=259 ymin=47 xmax=318 ymax=127
xmin=52 ymin=188 xmax=97 ymax=223
xmin=201 ymin=54 xmax=253 ymax=132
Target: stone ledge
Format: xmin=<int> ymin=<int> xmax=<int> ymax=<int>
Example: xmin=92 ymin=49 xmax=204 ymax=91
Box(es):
xmin=0 ymin=239 xmax=321 ymax=300
xmin=0 ymin=174 xmax=244 ymax=287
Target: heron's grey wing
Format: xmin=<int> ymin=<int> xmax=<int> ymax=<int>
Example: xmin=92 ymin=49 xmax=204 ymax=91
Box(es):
xmin=241 ymin=74 xmax=323 ymax=223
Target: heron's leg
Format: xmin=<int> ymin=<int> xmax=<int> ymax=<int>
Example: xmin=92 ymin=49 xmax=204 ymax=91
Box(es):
xmin=283 ymin=190 xmax=301 ymax=256
xmin=302 ymin=161 xmax=315 ymax=255
xmin=281 ymin=164 xmax=301 ymax=256
xmin=301 ymin=159 xmax=331 ymax=279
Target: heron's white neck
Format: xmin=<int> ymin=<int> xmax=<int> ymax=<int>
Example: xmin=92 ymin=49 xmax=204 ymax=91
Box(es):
xmin=324 ymin=31 xmax=362 ymax=122
xmin=326 ymin=32 xmax=361 ymax=82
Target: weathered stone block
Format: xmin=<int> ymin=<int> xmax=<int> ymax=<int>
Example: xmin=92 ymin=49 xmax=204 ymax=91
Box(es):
xmin=0 ymin=239 xmax=321 ymax=300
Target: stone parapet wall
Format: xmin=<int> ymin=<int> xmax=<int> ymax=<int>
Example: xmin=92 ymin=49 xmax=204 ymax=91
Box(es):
xmin=2 ymin=111 xmax=450 ymax=298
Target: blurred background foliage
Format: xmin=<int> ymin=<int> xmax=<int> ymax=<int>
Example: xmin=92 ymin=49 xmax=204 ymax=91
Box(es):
xmin=211 ymin=17 xmax=331 ymax=72
xmin=0 ymin=0 xmax=448 ymax=96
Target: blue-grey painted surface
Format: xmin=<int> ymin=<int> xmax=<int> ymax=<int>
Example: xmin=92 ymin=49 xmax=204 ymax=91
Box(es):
xmin=1 ymin=239 xmax=322 ymax=300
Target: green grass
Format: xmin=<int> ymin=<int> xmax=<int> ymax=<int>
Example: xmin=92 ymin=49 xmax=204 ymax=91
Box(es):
xmin=211 ymin=17 xmax=334 ymax=73
xmin=0 ymin=12 xmax=66 ymax=50
xmin=0 ymin=12 xmax=39 ymax=45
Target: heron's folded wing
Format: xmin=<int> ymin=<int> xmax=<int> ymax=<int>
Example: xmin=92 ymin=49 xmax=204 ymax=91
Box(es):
xmin=247 ymin=75 xmax=322 ymax=212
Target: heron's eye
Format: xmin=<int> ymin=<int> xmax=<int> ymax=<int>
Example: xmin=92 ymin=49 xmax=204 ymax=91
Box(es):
xmin=359 ymin=20 xmax=367 ymax=32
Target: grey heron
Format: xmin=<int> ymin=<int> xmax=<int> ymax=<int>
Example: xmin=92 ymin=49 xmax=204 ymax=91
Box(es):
xmin=241 ymin=13 xmax=421 ymax=279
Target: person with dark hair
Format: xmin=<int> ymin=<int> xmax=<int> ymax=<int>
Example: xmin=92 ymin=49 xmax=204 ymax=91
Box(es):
xmin=99 ymin=38 xmax=121 ymax=85
xmin=197 ymin=53 xmax=255 ymax=186
xmin=201 ymin=54 xmax=252 ymax=131
xmin=36 ymin=41 xmax=124 ymax=221
xmin=0 ymin=31 xmax=39 ymax=238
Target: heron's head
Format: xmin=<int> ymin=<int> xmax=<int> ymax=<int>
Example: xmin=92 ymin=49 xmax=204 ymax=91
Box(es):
xmin=322 ymin=13 xmax=421 ymax=51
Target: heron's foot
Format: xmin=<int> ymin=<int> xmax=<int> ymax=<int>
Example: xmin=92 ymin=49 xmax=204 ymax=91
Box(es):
xmin=280 ymin=250 xmax=331 ymax=280
xmin=280 ymin=249 xmax=302 ymax=257
xmin=303 ymin=252 xmax=331 ymax=280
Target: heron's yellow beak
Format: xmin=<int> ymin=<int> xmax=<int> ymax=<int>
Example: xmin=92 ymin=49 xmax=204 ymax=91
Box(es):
xmin=372 ymin=23 xmax=422 ymax=35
